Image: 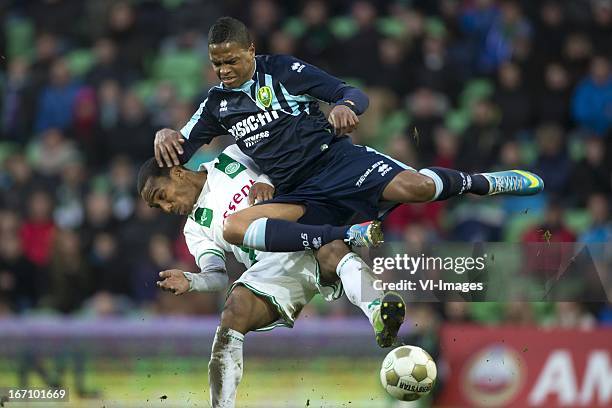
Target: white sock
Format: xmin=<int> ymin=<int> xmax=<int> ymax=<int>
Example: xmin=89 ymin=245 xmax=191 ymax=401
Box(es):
xmin=208 ymin=326 xmax=244 ymax=408
xmin=336 ymin=252 xmax=383 ymax=325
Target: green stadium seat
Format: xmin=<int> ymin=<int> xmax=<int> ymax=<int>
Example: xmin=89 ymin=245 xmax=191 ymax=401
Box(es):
xmin=374 ymin=110 xmax=410 ymax=149
xmin=519 ymin=140 xmax=538 ymax=165
xmin=564 ymin=209 xmax=592 ymax=234
xmin=133 ymin=80 xmax=157 ymax=103
xmin=330 ymin=17 xmax=358 ymax=39
xmin=6 ymin=17 xmax=35 ymax=59
xmin=425 ymin=17 xmax=447 ymax=38
xmin=459 ymin=79 xmax=494 ymax=109
xmin=282 ymin=17 xmax=306 ymax=38
xmin=444 ymin=109 xmax=470 ymax=134
xmin=152 ymin=51 xmax=204 ymax=100
xmin=0 ymin=143 xmax=20 ymax=166
xmin=569 ymin=137 xmax=586 ymax=162
xmin=503 ymin=213 xmax=540 ymax=242
xmin=376 ymin=17 xmax=406 ymax=38
xmin=66 ymin=49 xmax=95 ymax=78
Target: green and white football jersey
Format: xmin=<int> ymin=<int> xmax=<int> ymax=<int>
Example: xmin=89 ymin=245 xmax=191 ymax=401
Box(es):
xmin=183 ymin=145 xmax=266 ymax=271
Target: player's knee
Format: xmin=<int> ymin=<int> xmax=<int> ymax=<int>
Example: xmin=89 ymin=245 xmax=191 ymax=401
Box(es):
xmin=414 ymin=175 xmax=435 ymax=201
xmin=399 ymin=171 xmax=436 ymax=202
xmin=222 ymin=214 xmax=246 ymax=245
xmin=316 ymin=240 xmax=349 ymax=283
xmin=220 ymin=288 xmax=254 ymax=334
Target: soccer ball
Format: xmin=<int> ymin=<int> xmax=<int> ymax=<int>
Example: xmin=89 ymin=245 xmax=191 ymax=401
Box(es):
xmin=380 ymin=345 xmax=437 ymax=401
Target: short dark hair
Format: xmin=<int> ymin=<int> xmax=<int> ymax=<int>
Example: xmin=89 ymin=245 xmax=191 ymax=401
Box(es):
xmin=136 ymin=158 xmax=170 ymax=196
xmin=208 ymin=17 xmax=252 ymax=48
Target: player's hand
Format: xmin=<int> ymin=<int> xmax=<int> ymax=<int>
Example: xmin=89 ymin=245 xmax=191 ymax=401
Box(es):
xmin=154 ymin=128 xmax=185 ymax=167
xmin=328 ymin=105 xmax=359 ymax=136
xmin=157 ymin=269 xmax=190 ymax=295
xmin=248 ymin=183 xmax=275 ymax=205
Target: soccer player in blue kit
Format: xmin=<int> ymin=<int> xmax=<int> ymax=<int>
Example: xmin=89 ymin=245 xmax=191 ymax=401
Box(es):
xmin=154 ymin=17 xmax=544 ymax=254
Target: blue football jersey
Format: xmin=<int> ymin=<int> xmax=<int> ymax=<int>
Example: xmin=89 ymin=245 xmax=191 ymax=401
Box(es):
xmin=180 ymin=54 xmax=366 ymax=192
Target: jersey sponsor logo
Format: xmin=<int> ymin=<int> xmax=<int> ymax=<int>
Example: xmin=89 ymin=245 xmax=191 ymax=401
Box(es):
xmin=220 ymin=99 xmax=228 ymax=112
xmin=243 ymin=131 xmax=270 ymax=147
xmin=378 ymin=163 xmax=392 ymax=177
xmin=356 ymin=160 xmax=393 ymax=187
xmin=215 ymin=153 xmax=246 ymax=178
xmin=223 ymin=179 xmax=256 ymax=219
xmin=193 ymin=207 xmax=213 ymax=227
xmin=257 ymin=86 xmax=273 ymax=108
xmin=291 ymin=62 xmax=305 ymax=73
xmin=227 ymin=110 xmax=280 ymax=139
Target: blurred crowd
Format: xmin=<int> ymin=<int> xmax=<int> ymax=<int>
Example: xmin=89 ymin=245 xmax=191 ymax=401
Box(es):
xmin=0 ymin=0 xmax=610 ymax=326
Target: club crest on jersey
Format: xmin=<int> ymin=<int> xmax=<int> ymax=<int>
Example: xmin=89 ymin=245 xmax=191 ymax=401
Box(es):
xmin=225 ymin=162 xmax=241 ymax=175
xmin=192 ymin=207 xmax=213 ymax=228
xmin=257 ymin=86 xmax=273 ymax=108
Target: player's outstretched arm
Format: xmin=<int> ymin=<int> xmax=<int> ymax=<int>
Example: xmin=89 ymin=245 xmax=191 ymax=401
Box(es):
xmin=157 ymin=269 xmax=190 ymax=295
xmin=157 ymin=269 xmax=229 ymax=295
xmin=154 ymin=128 xmax=185 ymax=167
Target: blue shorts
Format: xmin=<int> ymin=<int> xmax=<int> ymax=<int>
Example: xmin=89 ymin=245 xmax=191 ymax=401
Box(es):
xmin=265 ymin=137 xmax=414 ymax=225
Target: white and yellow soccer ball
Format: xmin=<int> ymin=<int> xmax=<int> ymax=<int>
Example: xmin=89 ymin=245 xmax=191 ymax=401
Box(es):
xmin=380 ymin=345 xmax=437 ymax=401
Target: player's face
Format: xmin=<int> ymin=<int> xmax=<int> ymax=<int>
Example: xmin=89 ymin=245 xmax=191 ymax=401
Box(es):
xmin=209 ymin=42 xmax=255 ymax=88
xmin=141 ymin=173 xmax=196 ymax=216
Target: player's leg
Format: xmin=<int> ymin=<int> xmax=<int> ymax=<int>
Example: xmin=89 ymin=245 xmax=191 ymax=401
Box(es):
xmin=209 ymin=286 xmax=279 ymax=408
xmin=382 ymin=167 xmax=544 ymax=203
xmin=316 ymin=240 xmax=405 ymax=347
xmin=224 ymin=202 xmax=378 ymax=252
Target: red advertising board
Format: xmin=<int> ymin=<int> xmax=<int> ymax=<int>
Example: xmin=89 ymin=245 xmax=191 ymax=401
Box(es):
xmin=437 ymin=324 xmax=612 ymax=407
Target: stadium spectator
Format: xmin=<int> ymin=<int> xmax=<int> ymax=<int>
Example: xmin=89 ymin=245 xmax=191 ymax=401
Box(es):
xmin=1 ymin=58 xmax=37 ymax=143
xmin=80 ymin=190 xmax=119 ymax=250
xmin=0 ymin=232 xmax=40 ymax=312
xmin=105 ymin=91 xmax=153 ymax=162
xmin=568 ymin=137 xmax=612 ymax=206
xmin=535 ymin=62 xmax=572 ymax=127
xmin=20 ymin=190 xmax=56 ymax=269
xmin=479 ymin=0 xmax=532 ymax=73
xmin=131 ymin=234 xmax=176 ymax=304
xmin=89 ymin=232 xmax=129 ymax=296
xmin=533 ymin=1 xmax=566 ymax=61
xmin=494 ymin=61 xmax=531 ymax=137
xmin=406 ymin=87 xmax=450 ymax=163
xmin=457 ymin=99 xmax=501 ymax=173
xmin=34 ymin=58 xmax=82 ymax=133
xmin=579 ymin=193 xmax=612 ymax=244
xmin=29 ymin=128 xmax=81 ymax=179
xmin=53 ymin=157 xmax=87 ymax=229
xmin=0 ymin=152 xmax=37 ymax=213
xmin=572 ymin=55 xmax=612 ymax=135
xmin=41 ymin=228 xmax=93 ymax=314
xmin=521 ymin=200 xmax=577 ymax=284
xmin=547 ymin=302 xmax=596 ymax=329
xmin=106 ymin=155 xmax=137 ymax=222
xmin=294 ymin=0 xmax=335 ymax=70
xmin=86 ymin=38 xmax=134 ymax=88
xmin=532 ymin=123 xmax=571 ymax=196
